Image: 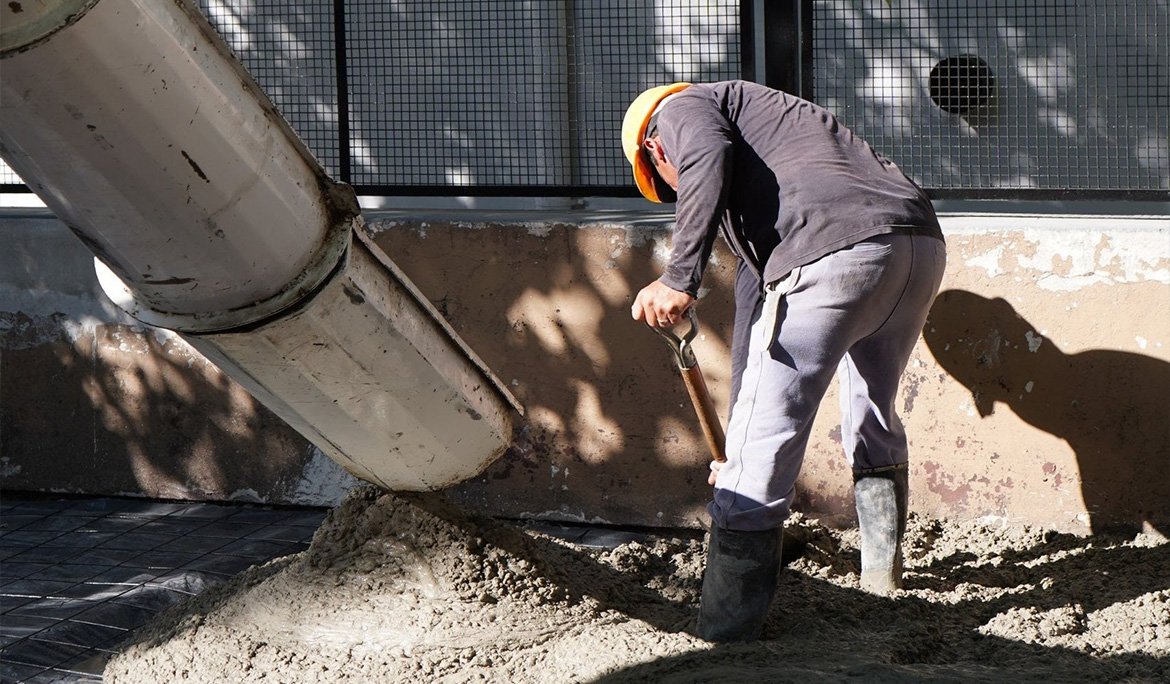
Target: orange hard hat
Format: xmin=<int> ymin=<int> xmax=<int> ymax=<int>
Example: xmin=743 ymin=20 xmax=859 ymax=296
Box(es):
xmin=621 ymin=82 xmax=691 ymax=203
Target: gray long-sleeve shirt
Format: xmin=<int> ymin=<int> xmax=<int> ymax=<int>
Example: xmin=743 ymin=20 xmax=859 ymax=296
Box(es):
xmin=654 ymin=81 xmax=942 ymax=295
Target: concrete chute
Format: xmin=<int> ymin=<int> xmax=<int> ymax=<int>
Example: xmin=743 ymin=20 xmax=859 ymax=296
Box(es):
xmin=0 ymin=0 xmax=521 ymax=490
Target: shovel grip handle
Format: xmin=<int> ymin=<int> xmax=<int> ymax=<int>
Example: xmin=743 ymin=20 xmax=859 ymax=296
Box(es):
xmin=680 ymin=363 xmax=727 ymax=463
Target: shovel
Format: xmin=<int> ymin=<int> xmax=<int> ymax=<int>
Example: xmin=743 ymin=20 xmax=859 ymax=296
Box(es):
xmin=648 ymin=308 xmax=726 ymax=463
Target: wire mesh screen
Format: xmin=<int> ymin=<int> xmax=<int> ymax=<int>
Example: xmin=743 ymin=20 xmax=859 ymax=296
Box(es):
xmin=812 ymin=0 xmax=1170 ymax=193
xmin=4 ymin=1 xmax=1166 ymax=197
xmin=0 ymin=0 xmax=340 ymax=189
xmin=1 ymin=0 xmax=739 ymax=194
xmin=196 ymin=0 xmax=341 ymax=178
xmin=345 ymin=1 xmax=573 ymax=187
xmin=0 ymin=166 xmax=17 ymax=187
xmin=345 ymin=0 xmax=742 ymax=190
xmin=572 ymin=1 xmax=742 ymax=187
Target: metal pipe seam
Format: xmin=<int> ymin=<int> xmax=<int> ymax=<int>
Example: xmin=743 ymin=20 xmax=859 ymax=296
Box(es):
xmin=0 ymin=0 xmax=345 ymax=316
xmin=94 ymin=213 xmax=352 ymax=334
xmin=180 ymin=225 xmax=521 ymax=491
xmin=1 ymin=0 xmax=523 ymax=491
xmin=0 ymin=0 xmax=99 ymax=56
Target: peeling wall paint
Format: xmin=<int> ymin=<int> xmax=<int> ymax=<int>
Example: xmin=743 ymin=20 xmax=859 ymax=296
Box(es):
xmin=902 ymin=215 xmax=1169 ymax=533
xmin=375 ymin=212 xmax=1169 ymax=535
xmin=950 ymin=220 xmax=1170 ymax=290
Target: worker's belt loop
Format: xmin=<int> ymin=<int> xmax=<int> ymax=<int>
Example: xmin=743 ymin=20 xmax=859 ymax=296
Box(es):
xmin=889 ymin=225 xmax=939 ymax=238
xmin=759 ymin=267 xmax=800 ymax=352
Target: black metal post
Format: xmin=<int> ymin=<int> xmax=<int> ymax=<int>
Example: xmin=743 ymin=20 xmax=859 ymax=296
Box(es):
xmin=749 ymin=0 xmax=811 ymax=96
xmin=333 ymin=0 xmax=351 ymax=184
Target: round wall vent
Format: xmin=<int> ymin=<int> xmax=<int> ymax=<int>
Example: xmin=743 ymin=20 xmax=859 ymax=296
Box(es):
xmin=929 ymin=55 xmax=995 ymax=115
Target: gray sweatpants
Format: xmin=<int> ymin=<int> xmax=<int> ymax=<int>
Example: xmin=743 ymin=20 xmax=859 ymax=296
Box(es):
xmin=709 ymin=233 xmax=947 ymax=532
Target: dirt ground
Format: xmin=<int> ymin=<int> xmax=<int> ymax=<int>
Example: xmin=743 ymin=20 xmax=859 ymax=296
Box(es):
xmin=105 ymin=487 xmax=1169 ymax=683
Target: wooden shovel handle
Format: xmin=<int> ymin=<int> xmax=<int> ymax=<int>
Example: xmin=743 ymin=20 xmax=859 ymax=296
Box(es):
xmin=679 ymin=362 xmax=727 ymax=463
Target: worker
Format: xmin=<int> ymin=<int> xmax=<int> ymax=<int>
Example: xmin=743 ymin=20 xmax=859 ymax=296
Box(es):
xmin=621 ymin=81 xmax=947 ymax=642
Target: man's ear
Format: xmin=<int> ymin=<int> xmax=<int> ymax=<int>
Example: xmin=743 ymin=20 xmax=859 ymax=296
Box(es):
xmin=643 ymin=136 xmax=668 ymax=166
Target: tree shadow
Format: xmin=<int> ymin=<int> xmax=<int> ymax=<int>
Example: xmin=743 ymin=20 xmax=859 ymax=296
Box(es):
xmin=814 ymin=2 xmax=1169 ymax=191
xmin=367 ymin=218 xmax=737 ymax=528
xmin=78 ymin=330 xmax=321 ymax=501
xmin=1 ymin=284 xmax=334 ymax=507
xmin=923 ymin=289 xmax=1169 ymax=536
xmin=191 ymin=0 xmax=344 ymax=179
xmin=339 ymin=3 xmax=741 ymax=188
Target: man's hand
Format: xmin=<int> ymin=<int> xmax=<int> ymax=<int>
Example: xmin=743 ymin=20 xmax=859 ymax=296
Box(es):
xmin=631 ymin=281 xmax=694 ymax=328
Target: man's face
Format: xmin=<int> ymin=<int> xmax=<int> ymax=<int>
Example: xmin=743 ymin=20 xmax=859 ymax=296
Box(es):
xmin=642 ymin=135 xmax=679 ymax=191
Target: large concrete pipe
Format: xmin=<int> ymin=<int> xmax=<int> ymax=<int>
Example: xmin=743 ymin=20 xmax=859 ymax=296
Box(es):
xmin=0 ymin=0 xmax=521 ymax=490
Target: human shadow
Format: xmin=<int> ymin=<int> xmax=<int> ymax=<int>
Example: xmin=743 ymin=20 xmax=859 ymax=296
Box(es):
xmin=905 ymin=525 xmax=1169 ymax=623
xmin=923 ymin=289 xmax=1169 ymax=536
xmin=446 ymin=488 xmax=1169 ymax=683
xmin=412 ymin=486 xmax=1170 ymax=646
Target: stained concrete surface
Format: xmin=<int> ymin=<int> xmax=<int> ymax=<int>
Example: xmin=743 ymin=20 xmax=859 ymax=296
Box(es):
xmin=367 ymin=215 xmax=1170 ymax=533
xmin=0 ymin=494 xmax=324 ymax=683
xmin=3 ymin=211 xmax=1168 ymax=534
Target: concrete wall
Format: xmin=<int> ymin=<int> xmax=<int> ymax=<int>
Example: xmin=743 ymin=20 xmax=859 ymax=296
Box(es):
xmin=0 ymin=214 xmax=360 ymax=507
xmin=2 ymin=209 xmax=1167 ymax=534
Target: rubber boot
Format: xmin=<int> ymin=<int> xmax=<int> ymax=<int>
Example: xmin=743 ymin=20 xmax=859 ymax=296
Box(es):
xmin=853 ymin=465 xmax=909 ymax=594
xmin=696 ymin=525 xmax=783 ymax=642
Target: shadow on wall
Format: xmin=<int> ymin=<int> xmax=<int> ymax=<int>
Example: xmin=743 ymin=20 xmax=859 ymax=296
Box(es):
xmin=0 ymin=314 xmax=323 ymax=503
xmin=369 ymin=221 xmax=738 ymax=527
xmin=923 ymin=289 xmax=1169 ymax=536
xmin=816 ymin=2 xmax=1169 ymax=191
